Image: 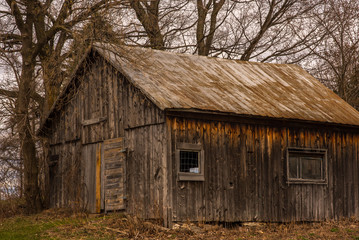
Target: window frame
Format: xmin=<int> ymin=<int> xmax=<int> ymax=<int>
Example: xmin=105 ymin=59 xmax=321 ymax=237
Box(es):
xmin=286 ymin=147 xmax=328 ymax=185
xmin=176 ymin=142 xmax=204 ymax=181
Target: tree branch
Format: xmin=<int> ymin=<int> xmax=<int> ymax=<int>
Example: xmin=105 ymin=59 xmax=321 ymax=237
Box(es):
xmin=5 ymin=0 xmax=25 ymax=33
xmin=0 ymin=88 xmax=44 ymax=107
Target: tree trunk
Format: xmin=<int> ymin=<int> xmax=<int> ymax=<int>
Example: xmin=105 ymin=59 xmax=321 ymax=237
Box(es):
xmin=16 ymin=12 xmax=43 ymax=212
xmin=17 ymin=62 xmax=43 ymax=213
xmin=130 ymin=0 xmax=164 ymax=50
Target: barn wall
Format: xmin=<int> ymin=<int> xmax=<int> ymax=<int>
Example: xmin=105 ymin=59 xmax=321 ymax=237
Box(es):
xmin=48 ymin=53 xmax=167 ymax=217
xmin=125 ymin=123 xmax=168 ymax=221
xmin=168 ymin=115 xmax=359 ymax=222
xmin=48 ymin=141 xmax=83 ymax=209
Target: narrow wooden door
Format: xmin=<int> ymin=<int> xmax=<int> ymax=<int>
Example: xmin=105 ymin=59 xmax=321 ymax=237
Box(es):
xmin=82 ymin=143 xmax=98 ymax=213
xmin=102 ymin=137 xmax=126 ymax=212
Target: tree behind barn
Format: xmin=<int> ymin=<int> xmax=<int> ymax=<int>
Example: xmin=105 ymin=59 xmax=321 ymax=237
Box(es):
xmin=307 ymin=0 xmax=359 ymax=109
xmin=0 ymin=0 xmax=123 ymax=213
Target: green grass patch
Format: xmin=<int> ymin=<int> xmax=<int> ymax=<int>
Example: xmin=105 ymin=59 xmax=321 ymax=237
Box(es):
xmin=0 ymin=216 xmax=52 ymax=239
xmin=0 ymin=215 xmax=84 ymax=240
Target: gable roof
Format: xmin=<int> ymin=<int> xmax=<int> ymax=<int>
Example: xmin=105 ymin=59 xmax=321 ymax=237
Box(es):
xmin=94 ymin=44 xmax=359 ymax=127
xmin=40 ymin=44 xmax=359 ymax=134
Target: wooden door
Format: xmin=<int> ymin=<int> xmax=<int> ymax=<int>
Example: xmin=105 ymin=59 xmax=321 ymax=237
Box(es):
xmin=102 ymin=137 xmax=126 ymax=212
xmin=82 ymin=143 xmax=98 ymax=213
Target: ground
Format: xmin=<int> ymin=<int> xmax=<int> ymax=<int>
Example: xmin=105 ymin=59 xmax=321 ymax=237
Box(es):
xmin=1 ymin=209 xmax=359 ymax=239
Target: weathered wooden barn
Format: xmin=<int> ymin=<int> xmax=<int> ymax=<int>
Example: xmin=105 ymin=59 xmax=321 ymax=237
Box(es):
xmin=39 ymin=44 xmax=359 ymax=226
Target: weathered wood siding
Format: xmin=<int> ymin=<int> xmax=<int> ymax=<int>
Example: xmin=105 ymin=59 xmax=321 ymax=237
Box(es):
xmin=126 ymin=123 xmax=168 ymax=220
xmin=47 ymin=51 xmax=359 ymax=223
xmin=168 ymin=115 xmax=359 ymax=222
xmin=48 ymin=52 xmax=168 ymax=218
xmin=103 ymin=137 xmax=126 ymax=212
xmin=48 ymin=142 xmax=83 ymax=209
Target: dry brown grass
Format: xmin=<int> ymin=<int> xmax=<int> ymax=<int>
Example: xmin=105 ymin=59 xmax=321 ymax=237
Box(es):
xmin=0 ymin=197 xmax=26 ymax=218
xmin=43 ymin=212 xmax=359 ymax=240
xmin=1 ymin=208 xmax=359 ymax=239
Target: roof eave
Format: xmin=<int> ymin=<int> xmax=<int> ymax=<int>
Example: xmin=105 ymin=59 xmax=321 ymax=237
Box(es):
xmin=164 ymin=108 xmax=359 ymax=130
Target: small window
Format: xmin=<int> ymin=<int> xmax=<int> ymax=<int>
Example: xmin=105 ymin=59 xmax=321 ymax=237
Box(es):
xmin=287 ymin=148 xmax=327 ymax=184
xmin=176 ymin=143 xmax=204 ymax=181
xmin=180 ymin=151 xmax=199 ymax=173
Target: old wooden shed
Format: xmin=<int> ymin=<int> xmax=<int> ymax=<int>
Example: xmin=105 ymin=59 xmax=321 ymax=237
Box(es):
xmin=39 ymin=44 xmax=359 ymax=226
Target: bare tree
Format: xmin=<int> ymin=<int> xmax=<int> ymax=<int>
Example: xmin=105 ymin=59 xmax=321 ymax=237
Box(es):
xmin=129 ymin=0 xmax=164 ymax=49
xmin=123 ymin=0 xmax=325 ymax=61
xmin=0 ymin=69 xmax=22 ymax=200
xmin=120 ymin=0 xmax=196 ymax=51
xmin=0 ymin=0 xmax=123 ymax=212
xmin=307 ymin=0 xmax=359 ymax=109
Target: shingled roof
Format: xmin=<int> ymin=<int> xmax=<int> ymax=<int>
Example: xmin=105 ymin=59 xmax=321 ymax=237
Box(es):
xmin=41 ymin=44 xmax=359 ymax=132
xmin=94 ymin=44 xmax=359 ymax=126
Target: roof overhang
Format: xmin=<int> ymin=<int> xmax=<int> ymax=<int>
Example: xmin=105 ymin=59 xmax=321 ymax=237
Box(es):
xmin=165 ymin=108 xmax=359 ymax=132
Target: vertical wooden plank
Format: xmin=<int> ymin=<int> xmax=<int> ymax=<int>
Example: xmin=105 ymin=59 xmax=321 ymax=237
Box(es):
xmin=126 ymin=130 xmax=134 ymax=214
xmin=109 ymin=65 xmax=117 ymax=139
xmin=311 ymin=129 xmax=321 ymax=221
xmin=170 ymin=118 xmax=177 ymax=222
xmin=199 ymin=120 xmax=206 ymax=222
xmin=80 ymin=77 xmax=86 ymax=144
xmin=285 ymin=128 xmax=293 ymax=221
xmin=318 ymin=130 xmax=325 ymax=221
xmin=245 ymin=124 xmax=255 ymax=221
xmin=96 ymin=143 xmax=101 ymax=213
xmin=98 ymin=63 xmax=104 ymax=141
xmin=203 ymin=121 xmax=212 ymax=221
xmin=336 ymin=132 xmax=344 ymax=219
xmin=163 ymin=117 xmax=171 ymax=227
xmin=224 ymin=122 xmax=234 ymax=222
xmin=175 ymin=118 xmax=182 ymax=221
xmin=322 ymin=130 xmax=329 ymax=220
xmin=150 ymin=123 xmax=156 ymax=219
xmin=267 ymin=126 xmax=273 ymax=221
xmin=82 ymin=143 xmax=97 ymax=213
xmin=305 ymin=130 xmax=312 ymax=221
xmin=346 ymin=133 xmax=353 ymax=217
xmin=328 ymin=130 xmax=335 ymax=219
xmin=272 ymin=127 xmax=281 ymax=221
xmin=354 ymin=134 xmax=359 ymax=217
xmin=238 ymin=124 xmax=248 ymax=220
xmin=279 ymin=127 xmax=288 ymax=221
xmin=100 ymin=142 xmax=105 ymax=210
xmin=254 ymin=125 xmax=263 ymax=221
xmin=218 ymin=121 xmax=225 ymax=221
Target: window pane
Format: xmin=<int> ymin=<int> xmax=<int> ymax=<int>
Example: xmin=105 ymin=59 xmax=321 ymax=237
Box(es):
xmin=301 ymin=157 xmax=322 ymax=180
xmin=289 ymin=157 xmax=298 ymax=178
xmin=180 ymin=151 xmax=199 ymax=173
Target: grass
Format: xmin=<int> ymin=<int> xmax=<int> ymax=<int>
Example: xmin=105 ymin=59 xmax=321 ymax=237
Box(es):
xmin=0 ymin=216 xmax=56 ymax=240
xmin=0 ymin=210 xmax=87 ymax=240
xmin=0 ymin=209 xmax=359 ymax=239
